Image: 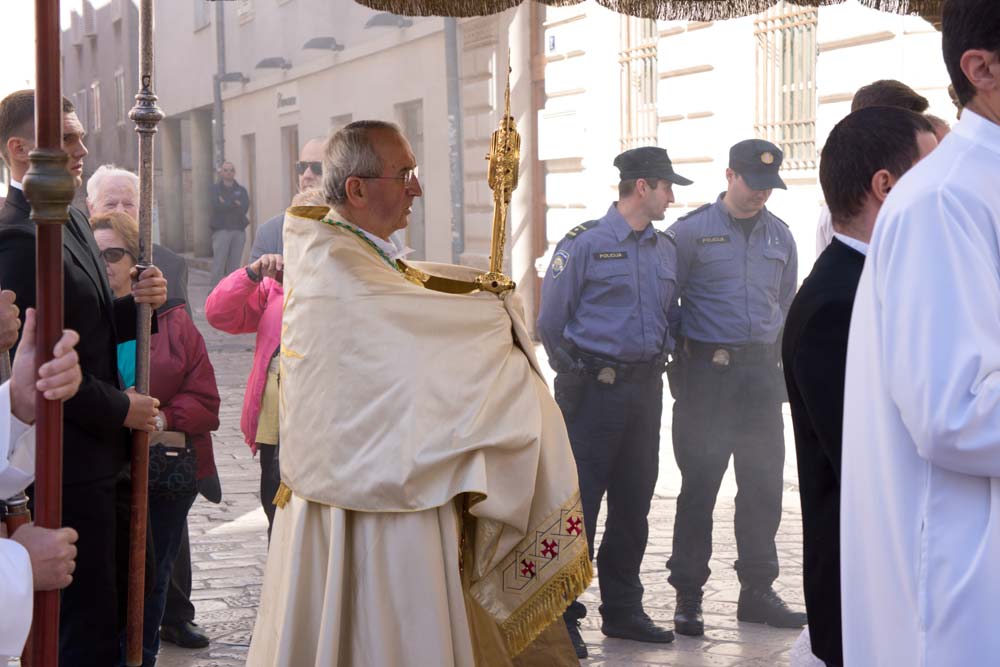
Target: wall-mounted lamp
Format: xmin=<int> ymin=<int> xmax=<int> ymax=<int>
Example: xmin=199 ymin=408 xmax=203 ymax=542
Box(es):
xmin=217 ymin=71 xmax=250 ymax=84
xmin=303 ymin=36 xmax=345 ymax=52
xmin=364 ymin=13 xmax=413 ymax=29
xmin=255 ymin=57 xmax=292 ymax=70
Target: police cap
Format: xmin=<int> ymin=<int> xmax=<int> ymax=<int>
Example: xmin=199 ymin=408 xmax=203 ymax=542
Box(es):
xmin=614 ymin=146 xmax=693 ymax=186
xmin=728 ymin=139 xmax=787 ymax=190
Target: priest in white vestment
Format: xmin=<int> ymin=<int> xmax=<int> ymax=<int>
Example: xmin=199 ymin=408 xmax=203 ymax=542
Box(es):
xmin=248 ymin=121 xmax=589 ymax=667
xmin=0 ymin=306 xmax=82 ymax=662
xmin=840 ymin=2 xmax=1000 ymax=664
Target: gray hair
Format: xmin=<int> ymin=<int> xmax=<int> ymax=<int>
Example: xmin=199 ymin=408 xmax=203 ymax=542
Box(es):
xmin=322 ymin=120 xmax=400 ymax=206
xmin=86 ymin=164 xmax=138 ymax=203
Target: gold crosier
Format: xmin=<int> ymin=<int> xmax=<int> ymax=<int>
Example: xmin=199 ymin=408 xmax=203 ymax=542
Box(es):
xmin=475 ymin=55 xmax=520 ymax=295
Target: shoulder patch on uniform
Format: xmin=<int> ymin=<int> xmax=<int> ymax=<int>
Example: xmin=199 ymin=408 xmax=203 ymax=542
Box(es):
xmin=565 ymin=219 xmax=599 ymax=240
xmin=549 ymin=249 xmax=570 ymax=277
xmin=657 ymin=229 xmax=677 ymax=245
xmin=675 ymin=202 xmax=713 ymax=223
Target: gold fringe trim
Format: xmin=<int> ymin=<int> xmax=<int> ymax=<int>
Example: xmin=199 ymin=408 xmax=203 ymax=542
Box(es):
xmin=499 ymin=547 xmax=594 ymax=658
xmin=273 ymin=481 xmax=293 ymax=509
xmin=353 ymin=0 xmax=941 ymax=22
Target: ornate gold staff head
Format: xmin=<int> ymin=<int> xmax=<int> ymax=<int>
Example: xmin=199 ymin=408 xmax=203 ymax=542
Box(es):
xmin=475 ymin=53 xmax=520 ymax=295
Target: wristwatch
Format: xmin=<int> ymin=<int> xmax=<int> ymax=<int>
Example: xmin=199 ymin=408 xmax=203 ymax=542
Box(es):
xmin=246 ymin=265 xmax=262 ymax=283
xmin=154 ymin=414 xmax=165 ymax=431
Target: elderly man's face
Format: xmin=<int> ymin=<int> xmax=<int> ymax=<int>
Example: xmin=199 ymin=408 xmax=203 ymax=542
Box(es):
xmin=91 ymin=175 xmax=138 ymax=220
xmin=367 ymin=129 xmax=422 ymax=236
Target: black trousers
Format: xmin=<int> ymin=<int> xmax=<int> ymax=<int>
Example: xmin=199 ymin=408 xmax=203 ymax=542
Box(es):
xmin=667 ymin=357 xmax=785 ymax=592
xmin=162 ymin=524 xmax=195 ymax=626
xmin=259 ymin=444 xmax=281 ymax=540
xmin=59 ymin=476 xmax=120 ymax=667
xmin=555 ymin=372 xmax=663 ymax=621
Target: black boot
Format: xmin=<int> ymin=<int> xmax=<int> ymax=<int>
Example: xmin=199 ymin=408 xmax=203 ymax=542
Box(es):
xmin=673 ymin=590 xmax=704 ymax=636
xmin=601 ymin=610 xmax=674 ymax=643
xmin=564 ymin=618 xmax=588 ymax=659
xmin=736 ymin=585 xmax=807 ymax=629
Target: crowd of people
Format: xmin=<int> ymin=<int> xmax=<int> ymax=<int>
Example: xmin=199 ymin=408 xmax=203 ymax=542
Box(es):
xmin=0 ymin=0 xmax=997 ymax=665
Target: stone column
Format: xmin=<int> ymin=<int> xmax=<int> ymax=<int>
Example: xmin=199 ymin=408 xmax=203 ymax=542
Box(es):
xmin=507 ymin=5 xmax=537 ymax=325
xmin=158 ymin=117 xmax=184 ymax=252
xmin=190 ymin=108 xmax=215 ymax=257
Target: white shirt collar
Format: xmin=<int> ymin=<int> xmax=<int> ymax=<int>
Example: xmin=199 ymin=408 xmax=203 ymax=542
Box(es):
xmin=953 ymin=108 xmax=1000 ymax=157
xmin=9 ymin=180 xmax=22 ymax=191
xmin=344 ymin=223 xmax=412 ymax=262
xmin=358 ymin=227 xmax=403 ymax=262
xmin=833 ymin=232 xmax=869 ymax=257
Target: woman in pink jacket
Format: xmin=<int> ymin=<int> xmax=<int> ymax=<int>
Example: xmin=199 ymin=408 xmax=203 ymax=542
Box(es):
xmin=205 ymin=253 xmax=283 ymax=536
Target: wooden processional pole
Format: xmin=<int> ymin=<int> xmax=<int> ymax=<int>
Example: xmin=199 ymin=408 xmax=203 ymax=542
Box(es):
xmin=22 ymin=0 xmax=72 ymax=664
xmin=124 ymin=0 xmax=163 ymax=663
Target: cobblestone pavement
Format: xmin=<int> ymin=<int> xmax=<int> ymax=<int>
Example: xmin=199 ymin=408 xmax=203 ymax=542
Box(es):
xmin=157 ymin=267 xmax=807 ymax=667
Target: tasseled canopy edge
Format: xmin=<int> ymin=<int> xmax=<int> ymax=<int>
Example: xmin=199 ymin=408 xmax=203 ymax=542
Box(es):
xmin=354 ymin=0 xmax=943 ymax=22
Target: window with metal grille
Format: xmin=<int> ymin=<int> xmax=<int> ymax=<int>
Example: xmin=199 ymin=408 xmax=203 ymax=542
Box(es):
xmin=75 ymin=89 xmax=88 ymax=132
xmin=114 ymin=69 xmax=127 ymax=125
xmin=90 ymin=81 xmax=101 ymax=132
xmin=619 ymin=18 xmax=658 ymax=151
xmin=754 ymin=2 xmax=818 ymax=170
xmin=83 ymin=1 xmax=97 ymax=37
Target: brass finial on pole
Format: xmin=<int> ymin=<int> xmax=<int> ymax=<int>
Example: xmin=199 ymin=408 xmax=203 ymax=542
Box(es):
xmin=475 ymin=53 xmax=520 ymax=295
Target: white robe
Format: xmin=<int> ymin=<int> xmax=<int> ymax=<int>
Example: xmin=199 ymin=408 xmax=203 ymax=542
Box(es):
xmin=841 ymin=109 xmax=1000 ymax=666
xmin=248 ymin=496 xmax=474 ymax=667
xmin=0 ymin=381 xmax=36 ymax=662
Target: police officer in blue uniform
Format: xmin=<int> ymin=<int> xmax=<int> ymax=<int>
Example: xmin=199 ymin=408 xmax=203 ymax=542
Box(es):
xmin=664 ymin=139 xmax=806 ymax=636
xmin=537 ymin=146 xmax=690 ymax=658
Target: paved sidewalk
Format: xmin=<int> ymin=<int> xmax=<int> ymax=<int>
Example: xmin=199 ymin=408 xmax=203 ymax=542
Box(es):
xmin=157 ymin=268 xmax=807 ymax=667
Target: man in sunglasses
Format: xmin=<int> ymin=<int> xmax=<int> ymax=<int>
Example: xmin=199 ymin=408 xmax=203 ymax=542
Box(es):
xmin=249 ymin=137 xmax=326 ymax=264
xmin=211 ymin=160 xmax=251 ymax=285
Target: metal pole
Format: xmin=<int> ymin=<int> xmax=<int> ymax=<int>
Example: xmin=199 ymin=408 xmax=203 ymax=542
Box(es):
xmin=124 ymin=0 xmax=163 ymax=663
xmin=22 ymin=0 xmax=72 ymax=663
xmin=444 ymin=18 xmax=465 ymax=265
xmin=212 ymin=0 xmax=226 ymax=168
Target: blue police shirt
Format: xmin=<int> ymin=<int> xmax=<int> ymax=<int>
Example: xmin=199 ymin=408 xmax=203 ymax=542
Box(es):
xmin=667 ymin=196 xmax=797 ymax=346
xmin=537 ymin=203 xmax=677 ymax=367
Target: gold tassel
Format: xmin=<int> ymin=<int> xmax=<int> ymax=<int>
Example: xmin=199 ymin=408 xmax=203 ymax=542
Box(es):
xmin=273 ymin=481 xmax=293 ymax=509
xmin=499 ymin=548 xmax=594 ymax=658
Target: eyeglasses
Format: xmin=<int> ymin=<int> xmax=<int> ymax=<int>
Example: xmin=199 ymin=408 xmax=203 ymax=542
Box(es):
xmin=296 ymin=161 xmax=322 ymax=176
xmin=100 ymin=247 xmax=136 ymax=264
xmin=357 ymin=166 xmax=419 ymax=186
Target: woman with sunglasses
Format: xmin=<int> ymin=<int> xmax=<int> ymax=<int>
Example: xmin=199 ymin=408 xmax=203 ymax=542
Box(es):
xmin=90 ymin=211 xmax=221 ymax=666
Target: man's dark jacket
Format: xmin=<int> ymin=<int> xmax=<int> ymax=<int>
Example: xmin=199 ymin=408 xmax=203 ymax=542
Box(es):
xmin=153 ymin=243 xmax=189 ymax=312
xmin=781 ymin=237 xmax=865 ymax=667
xmin=211 ymin=180 xmax=250 ymax=231
xmin=0 ymin=186 xmax=146 ymax=484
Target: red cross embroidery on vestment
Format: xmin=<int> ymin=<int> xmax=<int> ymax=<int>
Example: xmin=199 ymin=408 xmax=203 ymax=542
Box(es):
xmin=566 ymin=516 xmax=582 ymax=535
xmin=520 ymin=559 xmax=536 ymax=578
xmin=541 ymin=539 xmax=559 ymax=559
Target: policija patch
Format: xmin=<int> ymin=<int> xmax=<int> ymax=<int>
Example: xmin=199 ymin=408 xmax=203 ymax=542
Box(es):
xmin=593 ymin=251 xmax=628 ymax=260
xmin=550 ymin=250 xmax=570 ymax=277
xmin=698 ymin=235 xmax=731 ymax=245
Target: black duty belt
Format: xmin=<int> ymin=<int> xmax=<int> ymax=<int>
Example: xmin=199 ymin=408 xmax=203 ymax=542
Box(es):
xmin=685 ymin=339 xmax=776 ymax=367
xmin=571 ymin=349 xmax=665 ymax=385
